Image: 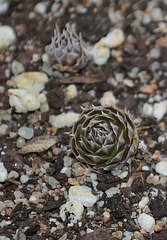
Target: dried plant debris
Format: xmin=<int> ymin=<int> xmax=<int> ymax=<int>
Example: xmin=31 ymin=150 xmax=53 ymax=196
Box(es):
xmin=18 ymin=135 xmax=58 ymax=155
xmin=70 ymin=105 xmax=138 ymax=170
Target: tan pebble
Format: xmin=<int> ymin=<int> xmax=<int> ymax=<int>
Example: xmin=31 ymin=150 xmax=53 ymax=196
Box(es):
xmin=50 ymin=227 xmax=56 ymax=233
xmin=133 ymin=231 xmax=144 ymax=237
xmin=152 ymin=175 xmax=160 ymax=186
xmin=68 ymin=178 xmax=79 ymax=186
xmin=29 ymin=195 xmax=39 ymax=204
xmin=5 ymin=208 xmax=12 ymax=216
xmin=148 ymin=140 xmax=157 ymax=148
xmin=152 ymin=150 xmax=161 ymax=160
xmin=158 ymin=122 xmax=165 ymax=128
xmin=58 ymin=233 xmax=68 ymax=240
xmin=112 ymin=230 xmax=123 ymax=239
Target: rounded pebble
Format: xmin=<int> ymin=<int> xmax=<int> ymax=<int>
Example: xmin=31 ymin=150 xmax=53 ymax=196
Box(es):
xmin=151 ymin=7 xmax=163 ymax=22
xmin=150 ymin=48 xmax=161 ymax=59
xmin=8 ymin=171 xmax=19 ymax=179
xmin=139 ymin=196 xmax=149 ymax=209
xmin=0 ymin=124 xmax=8 ymax=135
xmin=100 ymin=91 xmax=116 ymax=106
xmin=0 ymin=25 xmax=16 ymax=49
xmin=34 ymin=2 xmax=48 ymax=15
xmin=155 ymin=160 xmax=167 ymax=176
xmin=153 ymin=101 xmax=167 ymax=121
xmin=69 ymin=186 xmax=99 ymax=207
xmin=91 ymin=41 xmax=110 ymax=65
xmin=0 ymin=162 xmax=8 ymax=182
xmin=138 ymin=213 xmax=155 ymax=233
xmin=103 ymin=28 xmax=125 ymax=48
xmin=16 ymin=137 xmax=26 ymax=148
xmin=142 ymin=103 xmax=153 ymax=116
xmin=66 ymin=84 xmax=78 ymax=100
xmin=0 ymin=0 xmax=9 ymax=14
xmin=20 ymin=174 xmax=29 ymax=184
xmin=18 ymin=126 xmax=34 ymax=140
xmin=11 ymin=60 xmax=25 ymax=75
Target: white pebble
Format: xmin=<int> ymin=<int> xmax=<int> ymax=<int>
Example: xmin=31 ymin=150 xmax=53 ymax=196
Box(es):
xmin=0 ymin=0 xmax=9 ymax=14
xmin=60 ymin=200 xmax=84 ymax=223
xmin=103 ymin=28 xmax=125 ymax=48
xmin=0 ymin=124 xmax=8 ymax=135
xmin=155 ymin=159 xmax=167 ymax=176
xmin=14 ymin=190 xmax=24 ymax=199
xmin=105 ymin=187 xmax=121 ymax=198
xmin=0 ymin=25 xmax=17 ymax=50
xmin=18 ymin=126 xmax=34 ymax=140
xmin=153 ymin=100 xmax=167 ymax=121
xmin=63 ymin=156 xmax=73 ymax=168
xmin=7 ymin=89 xmax=40 ymax=113
xmin=49 ymin=111 xmax=79 ymax=128
xmin=34 ymin=2 xmax=48 ymax=15
xmin=11 ymin=60 xmax=25 ymax=75
xmin=91 ymin=41 xmax=110 ymax=65
xmin=142 ymin=165 xmax=150 ymax=171
xmin=48 ymin=176 xmax=60 ymax=189
xmin=151 ymin=7 xmax=164 ymax=22
xmin=139 ymin=196 xmax=149 ymax=209
xmin=66 ymin=84 xmax=78 ymax=100
xmin=13 ymin=72 xmax=49 ymax=95
xmin=0 ymin=162 xmax=8 ymax=182
xmin=142 ymin=14 xmax=151 ymax=25
xmin=16 ymin=137 xmax=26 ymax=148
xmin=150 ymin=48 xmax=161 ymax=59
xmin=69 ymin=186 xmax=99 ymax=207
xmin=90 ymin=173 xmax=97 ymax=181
xmin=100 ymin=91 xmax=116 ymax=106
xmin=20 ymin=174 xmax=29 ymax=184
xmin=138 ymin=213 xmax=155 ymax=233
xmin=142 ymin=103 xmax=153 ymax=116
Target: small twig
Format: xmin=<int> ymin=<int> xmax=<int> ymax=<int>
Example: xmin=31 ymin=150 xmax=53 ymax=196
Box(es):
xmin=7 ymin=178 xmax=20 ymax=186
xmin=137 ymin=125 xmax=155 ymax=132
xmin=55 ymin=75 xmax=107 ymax=85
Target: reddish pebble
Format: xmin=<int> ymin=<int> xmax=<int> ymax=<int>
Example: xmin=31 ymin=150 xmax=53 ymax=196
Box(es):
xmin=154 ymin=224 xmax=162 ymax=232
xmin=139 ymin=84 xmax=157 ymax=94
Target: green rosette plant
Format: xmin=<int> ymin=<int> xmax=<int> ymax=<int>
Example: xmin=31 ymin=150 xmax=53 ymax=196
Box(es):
xmin=48 ymin=23 xmax=88 ymax=73
xmin=70 ymin=105 xmax=138 ymax=171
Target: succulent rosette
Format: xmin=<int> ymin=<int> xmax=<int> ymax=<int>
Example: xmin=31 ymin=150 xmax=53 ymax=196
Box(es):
xmin=48 ymin=23 xmax=88 ymax=73
xmin=70 ymin=106 xmax=138 ymax=171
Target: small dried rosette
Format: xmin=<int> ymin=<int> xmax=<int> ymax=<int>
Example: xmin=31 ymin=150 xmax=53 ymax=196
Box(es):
xmin=48 ymin=23 xmax=88 ymax=73
xmin=70 ymin=106 xmax=138 ymax=171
